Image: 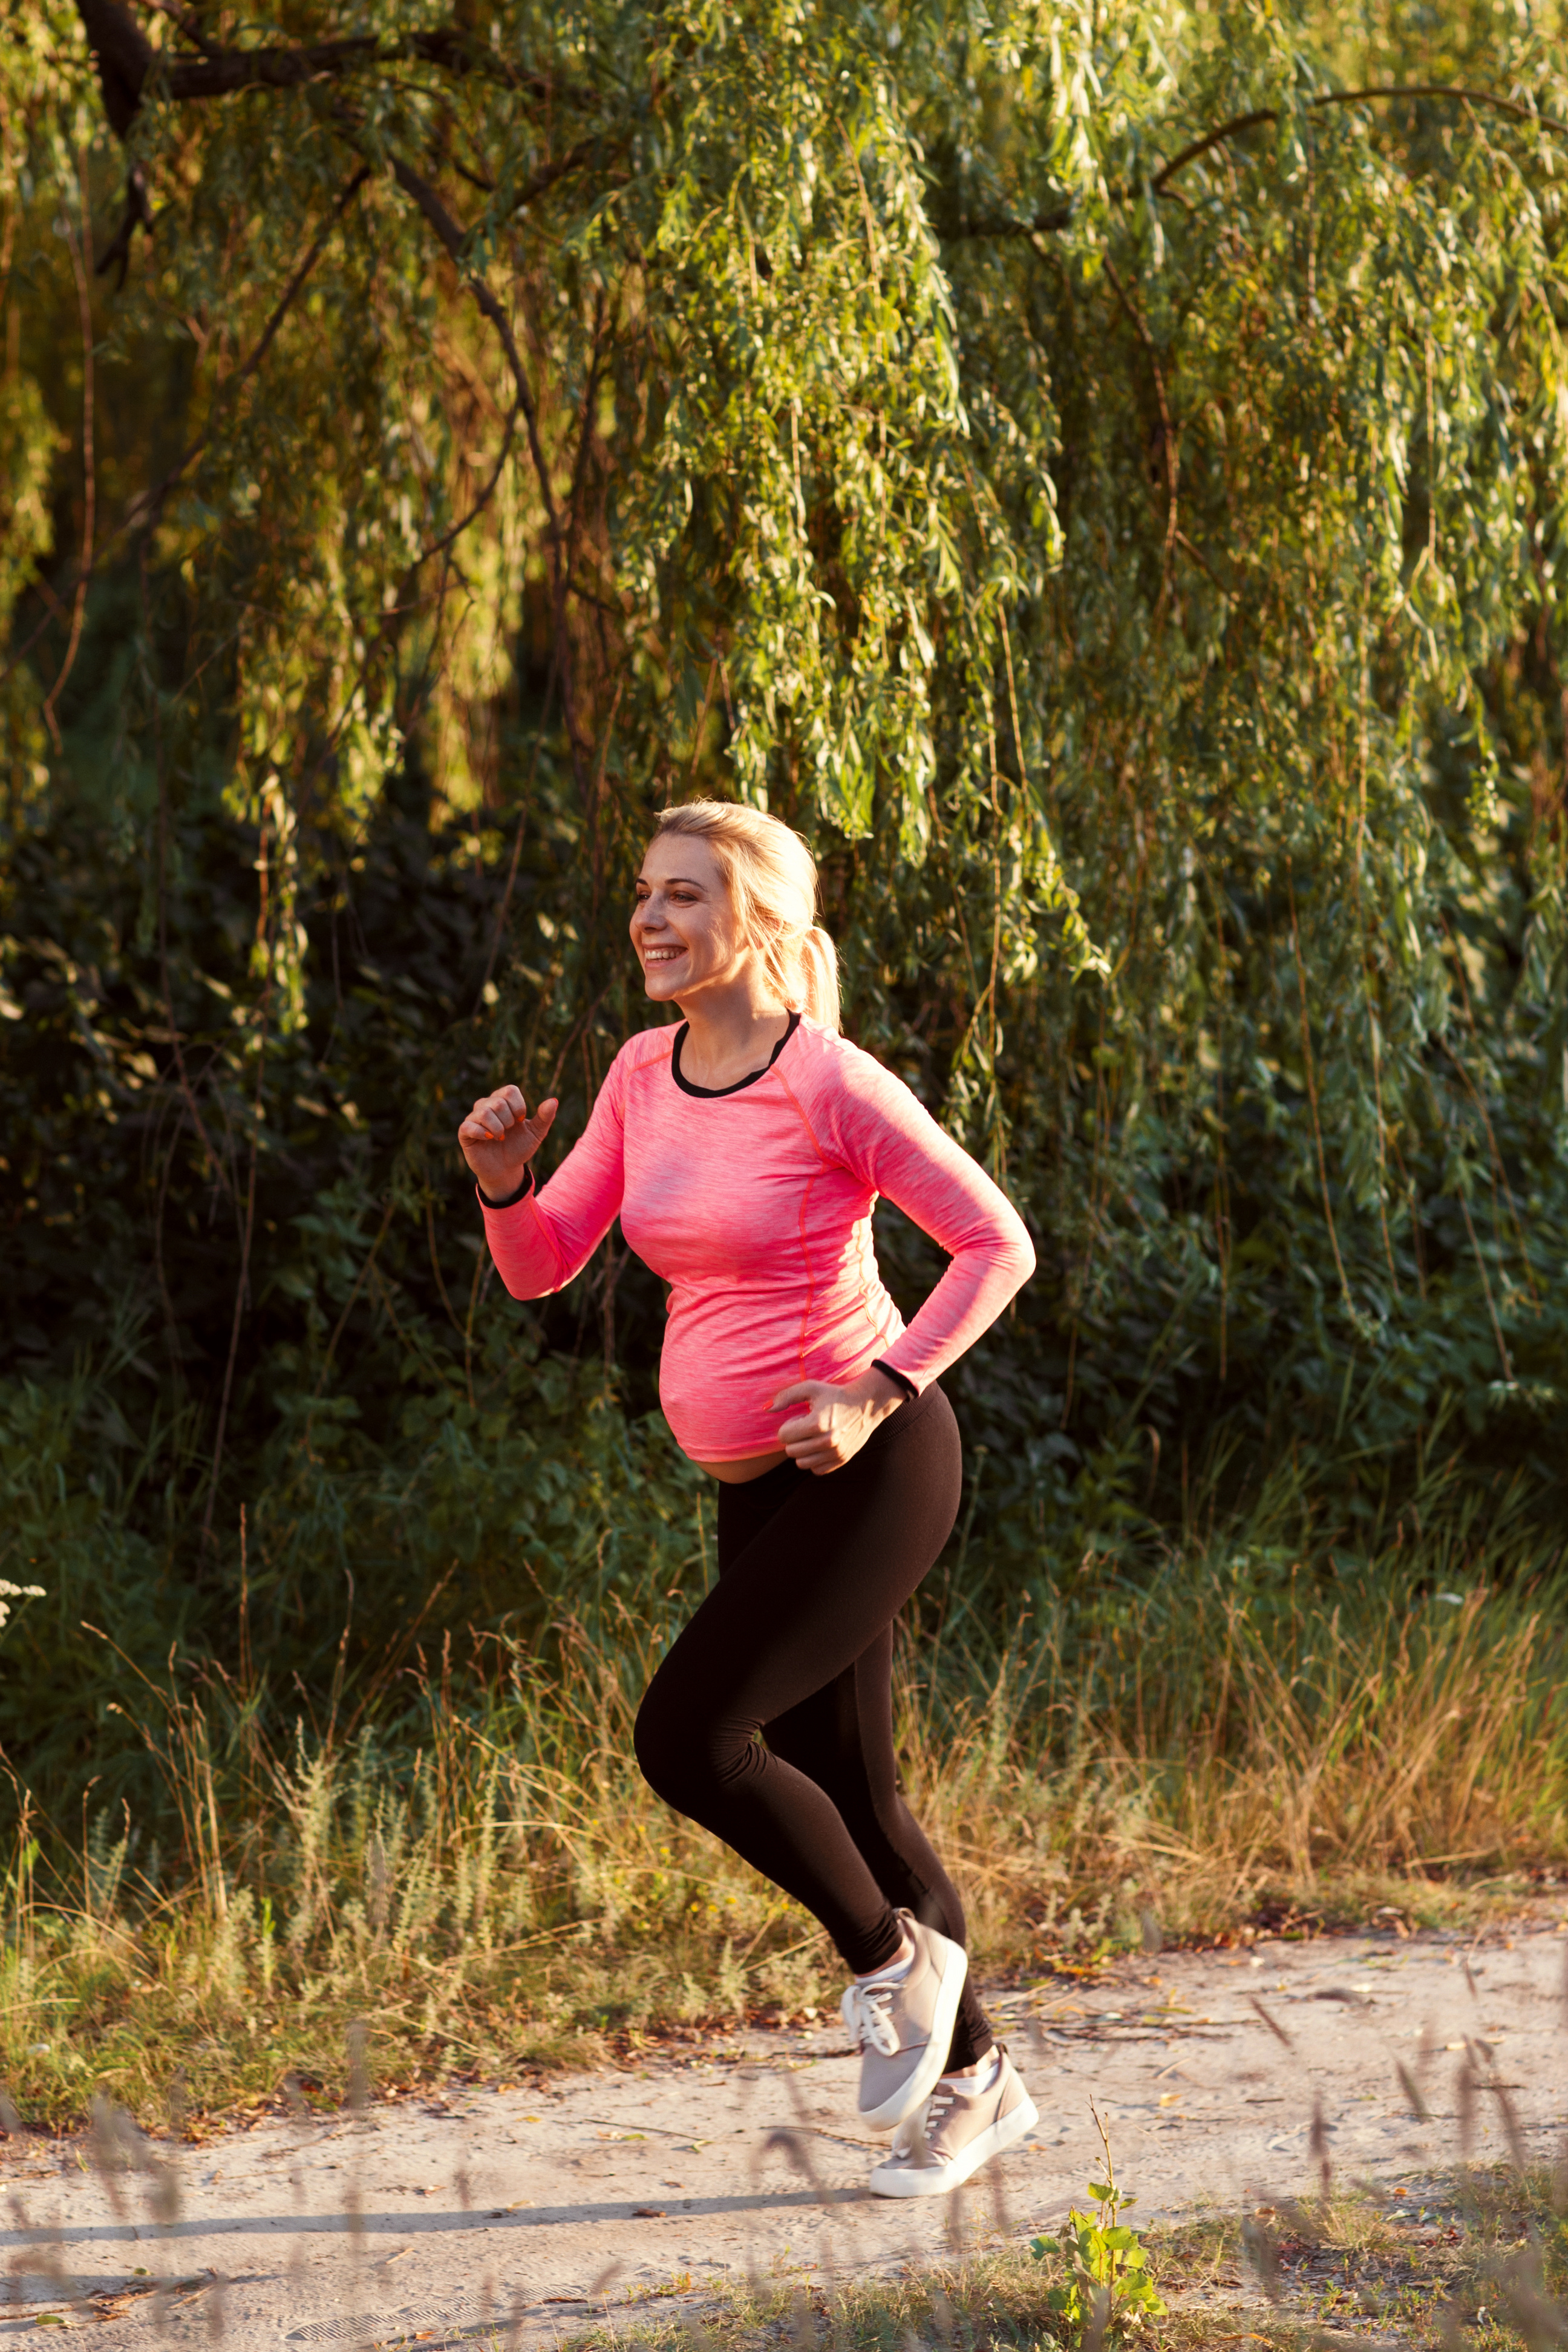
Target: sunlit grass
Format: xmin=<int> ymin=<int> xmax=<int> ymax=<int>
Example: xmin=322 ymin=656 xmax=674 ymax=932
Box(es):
xmin=4 ymin=1468 xmax=1566 ymax=2131
xmin=457 ymin=2167 xmax=1568 ymax=2352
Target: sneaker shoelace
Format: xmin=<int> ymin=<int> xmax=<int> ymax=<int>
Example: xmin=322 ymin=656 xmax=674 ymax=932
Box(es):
xmin=848 ymin=1981 xmax=903 ymax=2056
xmin=893 ymin=2085 xmax=958 ymax=2164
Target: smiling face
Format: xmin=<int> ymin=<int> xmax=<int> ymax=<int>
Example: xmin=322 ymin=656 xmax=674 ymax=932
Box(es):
xmin=631 ymin=832 xmax=763 ymax=1008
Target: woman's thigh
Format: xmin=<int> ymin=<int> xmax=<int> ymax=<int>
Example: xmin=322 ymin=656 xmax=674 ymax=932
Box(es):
xmin=650 ymin=1384 xmax=962 ymax=1739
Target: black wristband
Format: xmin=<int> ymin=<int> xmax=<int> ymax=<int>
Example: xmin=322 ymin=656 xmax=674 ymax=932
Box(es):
xmin=477 ymin=1166 xmax=535 ymax=1211
xmin=870 ymin=1357 xmax=919 ymax=1402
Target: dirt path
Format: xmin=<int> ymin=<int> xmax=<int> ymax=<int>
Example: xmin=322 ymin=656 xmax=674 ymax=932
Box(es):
xmin=4 ymin=1907 xmax=1564 ymax=2348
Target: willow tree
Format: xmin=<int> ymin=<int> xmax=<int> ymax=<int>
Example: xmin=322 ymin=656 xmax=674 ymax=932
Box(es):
xmin=2 ymin=0 xmax=1566 ymax=1750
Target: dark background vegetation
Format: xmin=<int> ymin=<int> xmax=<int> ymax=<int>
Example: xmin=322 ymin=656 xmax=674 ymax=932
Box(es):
xmin=3 ymin=0 xmax=1566 ymax=1879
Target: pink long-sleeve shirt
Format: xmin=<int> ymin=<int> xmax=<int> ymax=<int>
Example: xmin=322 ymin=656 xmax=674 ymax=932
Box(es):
xmin=480 ymin=1015 xmax=1035 ymax=1461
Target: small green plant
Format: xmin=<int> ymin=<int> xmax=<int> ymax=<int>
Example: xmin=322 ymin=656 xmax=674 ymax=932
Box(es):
xmin=1031 ymin=2104 xmax=1168 ymax=2339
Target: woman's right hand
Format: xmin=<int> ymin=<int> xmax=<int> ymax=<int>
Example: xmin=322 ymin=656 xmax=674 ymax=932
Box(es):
xmin=457 ymin=1085 xmax=558 ymax=1196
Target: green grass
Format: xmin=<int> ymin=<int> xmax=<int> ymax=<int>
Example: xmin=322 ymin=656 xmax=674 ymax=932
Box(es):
xmin=332 ymin=2167 xmax=1563 ymax=2352
xmin=3 ymin=1459 xmax=1567 ymax=2130
xmin=41 ymin=2126 xmax=1567 ymax=2351
xmin=1148 ymin=2166 xmax=1568 ymax=2349
xmin=527 ymin=2167 xmax=1568 ymax=2352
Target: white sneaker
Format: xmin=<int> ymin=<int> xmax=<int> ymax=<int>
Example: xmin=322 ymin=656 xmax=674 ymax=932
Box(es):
xmin=867 ymin=2045 xmax=1038 ymax=2197
xmin=839 ymin=1912 xmax=969 ymax=2134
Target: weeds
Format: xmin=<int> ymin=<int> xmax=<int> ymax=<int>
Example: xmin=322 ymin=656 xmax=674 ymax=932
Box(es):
xmin=1152 ymin=2169 xmax=1568 ymax=2349
xmin=1 ymin=1976 xmax=1565 ymax=2352
xmin=2 ymin=1485 xmax=1566 ymax=2127
xmin=1031 ymin=2107 xmax=1167 ymax=2336
xmin=3 ymin=1437 xmax=1567 ymax=2128
xmin=15 ymin=2157 xmax=1555 ymax=2352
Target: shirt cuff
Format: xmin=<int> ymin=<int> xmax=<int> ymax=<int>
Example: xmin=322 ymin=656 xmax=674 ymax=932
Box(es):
xmin=477 ymin=1167 xmax=535 ymax=1212
xmin=870 ymin=1357 xmax=920 ymax=1403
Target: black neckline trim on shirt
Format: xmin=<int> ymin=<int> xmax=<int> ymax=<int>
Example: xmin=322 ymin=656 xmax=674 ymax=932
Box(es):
xmin=671 ymin=1009 xmax=801 ymax=1098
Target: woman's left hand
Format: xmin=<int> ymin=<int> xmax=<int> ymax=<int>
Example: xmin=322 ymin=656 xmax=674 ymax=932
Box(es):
xmin=771 ymin=1368 xmax=907 ymax=1475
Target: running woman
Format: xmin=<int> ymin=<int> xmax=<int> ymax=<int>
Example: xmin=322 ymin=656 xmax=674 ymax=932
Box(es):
xmin=456 ymin=801 xmax=1039 ymax=2195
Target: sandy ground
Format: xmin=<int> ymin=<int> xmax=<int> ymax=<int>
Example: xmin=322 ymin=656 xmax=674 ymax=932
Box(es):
xmin=3 ymin=1906 xmax=1565 ymax=2347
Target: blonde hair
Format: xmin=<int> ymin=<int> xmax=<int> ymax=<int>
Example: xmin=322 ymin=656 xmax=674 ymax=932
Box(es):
xmin=652 ymin=800 xmax=840 ymax=1031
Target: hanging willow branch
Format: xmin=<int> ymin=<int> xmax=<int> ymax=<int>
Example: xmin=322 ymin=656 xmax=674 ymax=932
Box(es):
xmin=8 ymin=0 xmax=1565 ymax=1555
xmin=1152 ymin=82 xmax=1568 ymax=191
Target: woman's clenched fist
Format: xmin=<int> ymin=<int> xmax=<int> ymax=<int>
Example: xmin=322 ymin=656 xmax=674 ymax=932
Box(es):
xmin=770 ymin=1367 xmax=907 ymax=1474
xmin=457 ymin=1085 xmax=558 ymax=1195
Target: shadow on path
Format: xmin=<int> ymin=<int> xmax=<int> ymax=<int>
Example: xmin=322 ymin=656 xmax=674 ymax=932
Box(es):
xmin=0 ymin=2183 xmax=866 ymax=2255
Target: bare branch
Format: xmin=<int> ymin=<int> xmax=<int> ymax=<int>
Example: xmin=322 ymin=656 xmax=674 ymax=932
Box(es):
xmin=76 ymin=0 xmax=575 ymax=132
xmin=158 ymin=30 xmax=564 ymax=103
xmin=1100 ymin=251 xmax=1178 ymax=575
xmin=938 ymin=201 xmax=1073 ymax=241
xmin=382 ymin=153 xmax=594 ymax=802
xmin=386 ymin=154 xmax=556 ymax=548
xmin=77 ymin=0 xmax=153 ymax=137
xmin=936 ymin=79 xmax=1568 ymax=238
xmin=509 ymin=136 xmax=612 ymax=219
xmin=94 ymin=163 xmax=153 ymax=284
xmin=1154 ymin=83 xmax=1568 ymax=193
xmin=125 ymin=163 xmax=371 ymax=530
xmin=1152 ymin=108 xmax=1278 ymax=194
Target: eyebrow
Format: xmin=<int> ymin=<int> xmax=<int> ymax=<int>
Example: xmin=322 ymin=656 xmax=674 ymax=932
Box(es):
xmin=635 ymin=873 xmax=709 ymax=889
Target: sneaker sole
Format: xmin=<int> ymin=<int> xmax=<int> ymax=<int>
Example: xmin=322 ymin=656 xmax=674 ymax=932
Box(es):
xmin=867 ymin=2088 xmax=1039 ymax=2197
xmin=857 ymin=1940 xmax=970 ymax=2134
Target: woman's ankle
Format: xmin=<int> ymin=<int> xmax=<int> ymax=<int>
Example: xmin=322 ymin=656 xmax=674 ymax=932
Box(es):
xmin=941 ymin=2043 xmax=999 ymax=2083
xmin=855 ymin=1930 xmax=914 ymax=1985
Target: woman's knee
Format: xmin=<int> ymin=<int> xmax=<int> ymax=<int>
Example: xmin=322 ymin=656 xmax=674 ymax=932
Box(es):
xmin=634 ymin=1671 xmax=749 ymax=1811
xmin=632 ymin=1673 xmax=684 ymax=1797
xmin=635 ymin=1673 xmax=717 ymax=1806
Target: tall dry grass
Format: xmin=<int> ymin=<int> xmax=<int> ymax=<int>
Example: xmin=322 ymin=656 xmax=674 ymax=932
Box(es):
xmin=3 ymin=1497 xmax=1566 ymax=2127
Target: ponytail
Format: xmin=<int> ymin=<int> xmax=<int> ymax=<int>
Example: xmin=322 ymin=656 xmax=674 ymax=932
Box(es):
xmin=796 ymin=926 xmax=840 ymax=1031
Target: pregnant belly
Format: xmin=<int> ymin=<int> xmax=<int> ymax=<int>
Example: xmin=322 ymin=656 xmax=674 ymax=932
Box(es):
xmin=696 ymin=1446 xmax=789 ymax=1484
xmin=656 ymin=1276 xmax=897 ymax=1466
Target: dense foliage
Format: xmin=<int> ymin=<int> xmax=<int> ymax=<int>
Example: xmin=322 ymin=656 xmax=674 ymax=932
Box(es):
xmin=2 ymin=0 xmax=1566 ymax=1828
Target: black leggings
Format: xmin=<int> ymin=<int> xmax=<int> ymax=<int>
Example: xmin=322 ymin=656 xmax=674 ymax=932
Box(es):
xmin=633 ymin=1382 xmax=992 ymax=2073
